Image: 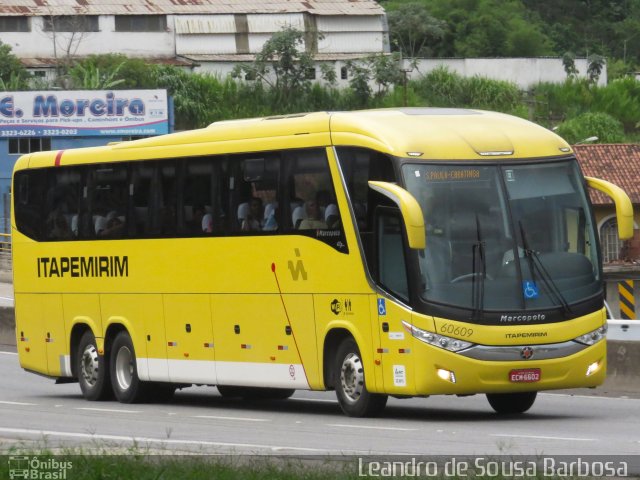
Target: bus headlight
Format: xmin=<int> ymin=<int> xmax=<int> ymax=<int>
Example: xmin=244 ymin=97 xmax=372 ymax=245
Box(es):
xmin=402 ymin=321 xmax=474 ymax=352
xmin=574 ymin=324 xmax=607 ymax=346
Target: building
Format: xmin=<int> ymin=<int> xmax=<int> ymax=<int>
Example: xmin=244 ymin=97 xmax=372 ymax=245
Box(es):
xmin=0 ymin=89 xmax=171 ymax=232
xmin=0 ymin=0 xmax=389 ymax=85
xmin=574 ymin=144 xmax=640 ymax=319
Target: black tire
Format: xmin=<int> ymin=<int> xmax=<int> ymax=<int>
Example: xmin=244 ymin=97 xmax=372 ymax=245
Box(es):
xmin=77 ymin=330 xmax=112 ymax=401
xmin=110 ymin=331 xmax=151 ymax=403
xmin=487 ymin=391 xmax=537 ymax=414
xmin=217 ymin=386 xmax=295 ymax=400
xmin=334 ymin=338 xmax=387 ymax=417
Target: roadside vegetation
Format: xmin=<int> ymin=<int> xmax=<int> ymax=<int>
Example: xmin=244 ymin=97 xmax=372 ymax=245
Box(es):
xmin=0 ymin=447 xmax=586 ymax=480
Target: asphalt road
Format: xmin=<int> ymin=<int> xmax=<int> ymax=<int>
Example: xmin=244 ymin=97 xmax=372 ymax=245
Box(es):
xmin=0 ymin=349 xmax=638 ymax=458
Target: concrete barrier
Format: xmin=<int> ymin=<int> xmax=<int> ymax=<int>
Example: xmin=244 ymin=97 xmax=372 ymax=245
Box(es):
xmin=0 ymin=308 xmax=637 ymax=393
xmin=607 ymin=319 xmax=640 ymax=341
xmin=0 ymin=306 xmax=14 ymax=346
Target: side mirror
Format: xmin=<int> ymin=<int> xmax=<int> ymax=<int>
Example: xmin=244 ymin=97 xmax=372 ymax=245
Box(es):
xmin=585 ymin=177 xmax=634 ymax=240
xmin=368 ymin=181 xmax=425 ymax=249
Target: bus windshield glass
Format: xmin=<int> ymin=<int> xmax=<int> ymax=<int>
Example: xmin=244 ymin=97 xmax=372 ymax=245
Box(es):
xmin=402 ymin=160 xmax=601 ymax=316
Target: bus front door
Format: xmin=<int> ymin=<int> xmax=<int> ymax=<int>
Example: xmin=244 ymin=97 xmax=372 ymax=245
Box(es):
xmin=377 ymin=297 xmax=416 ymax=395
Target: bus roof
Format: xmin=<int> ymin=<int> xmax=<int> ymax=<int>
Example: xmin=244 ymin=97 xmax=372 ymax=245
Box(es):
xmin=19 ymin=108 xmax=572 ymax=170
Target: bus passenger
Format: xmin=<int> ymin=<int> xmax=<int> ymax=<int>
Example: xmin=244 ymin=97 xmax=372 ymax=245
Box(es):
xmin=241 ymin=197 xmax=263 ymax=231
xmin=97 ymin=211 xmax=124 ymax=238
xmin=298 ymin=200 xmax=327 ymax=230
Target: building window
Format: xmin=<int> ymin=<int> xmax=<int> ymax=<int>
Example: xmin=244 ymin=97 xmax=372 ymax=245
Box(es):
xmin=9 ymin=138 xmax=51 ymax=155
xmin=115 ymin=15 xmax=167 ymax=32
xmin=600 ymin=217 xmax=623 ymax=263
xmin=0 ymin=16 xmax=30 ymax=32
xmin=43 ymin=16 xmax=99 ymax=32
xmin=340 ymin=66 xmax=348 ymax=80
xmin=305 ymin=67 xmax=316 ymax=80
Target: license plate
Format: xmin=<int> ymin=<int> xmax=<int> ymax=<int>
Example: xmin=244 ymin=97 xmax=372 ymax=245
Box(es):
xmin=509 ymin=368 xmax=541 ymax=383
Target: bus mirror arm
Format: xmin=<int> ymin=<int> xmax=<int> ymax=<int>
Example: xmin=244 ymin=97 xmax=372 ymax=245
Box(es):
xmin=368 ymin=181 xmax=426 ymax=249
xmin=585 ymin=177 xmax=634 ymax=240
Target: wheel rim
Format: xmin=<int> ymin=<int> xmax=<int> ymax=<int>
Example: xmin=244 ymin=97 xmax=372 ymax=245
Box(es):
xmin=80 ymin=344 xmax=100 ymax=387
xmin=115 ymin=346 xmax=134 ymax=391
xmin=340 ymin=352 xmax=364 ymax=404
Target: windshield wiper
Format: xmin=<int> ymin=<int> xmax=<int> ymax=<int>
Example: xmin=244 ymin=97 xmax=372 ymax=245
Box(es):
xmin=471 ymin=214 xmax=486 ymax=321
xmin=518 ymin=221 xmax=572 ymax=317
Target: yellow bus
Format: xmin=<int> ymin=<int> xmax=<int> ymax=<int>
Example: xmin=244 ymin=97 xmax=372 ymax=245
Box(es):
xmin=12 ymin=108 xmax=633 ymax=417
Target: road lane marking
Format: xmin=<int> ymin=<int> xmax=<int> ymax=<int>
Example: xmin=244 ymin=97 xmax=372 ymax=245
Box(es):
xmin=0 ymin=427 xmax=358 ymax=453
xmin=327 ymin=423 xmax=417 ymax=432
xmin=491 ymin=434 xmax=596 ymax=442
xmin=290 ymin=398 xmax=337 ymax=403
xmin=193 ymin=415 xmax=269 ymax=422
xmin=0 ymin=351 xmax=18 ymax=356
xmin=0 ymin=400 xmax=37 ymax=406
xmin=542 ymin=392 xmax=639 ymax=401
xmin=76 ymin=407 xmax=141 ymax=414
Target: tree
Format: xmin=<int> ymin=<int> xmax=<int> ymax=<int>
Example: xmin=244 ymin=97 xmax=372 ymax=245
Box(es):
xmin=232 ymin=27 xmax=333 ymax=105
xmin=386 ymin=2 xmax=446 ymax=57
xmin=562 ymin=52 xmax=579 ymax=79
xmin=344 ymin=61 xmax=372 ymax=108
xmin=68 ymin=61 xmax=126 ymax=89
xmin=555 ymin=112 xmax=625 ymax=144
xmin=587 ymin=54 xmax=605 ymax=84
xmin=0 ymin=41 xmax=30 ymax=90
xmin=69 ymin=54 xmax=156 ymax=89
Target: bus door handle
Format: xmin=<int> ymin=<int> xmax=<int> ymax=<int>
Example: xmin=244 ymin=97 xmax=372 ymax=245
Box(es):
xmin=185 ymin=324 xmax=191 ymax=333
xmin=234 ymin=325 xmax=240 ymax=334
xmin=285 ymin=326 xmax=292 ymax=335
xmin=382 ymin=322 xmax=389 ymax=332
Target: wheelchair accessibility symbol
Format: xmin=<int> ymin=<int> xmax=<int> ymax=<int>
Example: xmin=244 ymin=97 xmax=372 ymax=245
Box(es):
xmin=523 ymin=281 xmax=539 ymax=299
xmin=377 ymin=298 xmax=387 ymax=316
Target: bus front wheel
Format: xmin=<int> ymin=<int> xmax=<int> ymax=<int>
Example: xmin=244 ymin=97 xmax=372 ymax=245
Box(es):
xmin=486 ymin=391 xmax=537 ymax=414
xmin=77 ymin=330 xmax=112 ymax=401
xmin=110 ymin=331 xmax=148 ymax=403
xmin=334 ymin=338 xmax=387 ymax=417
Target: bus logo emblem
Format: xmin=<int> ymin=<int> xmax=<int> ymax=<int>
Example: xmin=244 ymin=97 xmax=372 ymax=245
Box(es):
xmin=520 ymin=346 xmax=534 ymax=360
xmin=287 ymin=248 xmax=307 ymax=281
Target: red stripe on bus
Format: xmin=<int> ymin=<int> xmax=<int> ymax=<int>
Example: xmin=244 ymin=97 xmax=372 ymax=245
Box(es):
xmin=54 ymin=150 xmax=65 ymax=166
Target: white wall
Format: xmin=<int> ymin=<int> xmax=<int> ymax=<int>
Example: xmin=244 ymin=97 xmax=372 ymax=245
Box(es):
xmin=408 ymin=58 xmax=607 ymax=88
xmin=6 ymin=16 xmax=175 ymax=59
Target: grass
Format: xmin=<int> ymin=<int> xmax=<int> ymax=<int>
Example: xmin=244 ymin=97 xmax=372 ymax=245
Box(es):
xmin=0 ymin=445 xmax=625 ymax=479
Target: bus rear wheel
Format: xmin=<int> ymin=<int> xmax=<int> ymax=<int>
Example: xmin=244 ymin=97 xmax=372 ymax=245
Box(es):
xmin=486 ymin=391 xmax=537 ymax=414
xmin=110 ymin=331 xmax=150 ymax=403
xmin=334 ymin=338 xmax=387 ymax=417
xmin=77 ymin=330 xmax=112 ymax=401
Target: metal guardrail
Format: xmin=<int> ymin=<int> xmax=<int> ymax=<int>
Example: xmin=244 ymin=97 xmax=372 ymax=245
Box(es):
xmin=0 ymin=233 xmax=10 ymax=250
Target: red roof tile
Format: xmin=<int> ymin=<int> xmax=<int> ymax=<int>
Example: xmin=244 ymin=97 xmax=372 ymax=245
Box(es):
xmin=574 ymin=144 xmax=640 ymax=205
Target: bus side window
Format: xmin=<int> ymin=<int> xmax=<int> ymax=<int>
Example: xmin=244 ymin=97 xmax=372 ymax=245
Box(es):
xmin=90 ymin=165 xmax=128 ymax=239
xmin=233 ymin=153 xmax=280 ymax=233
xmin=14 ymin=170 xmax=46 ymax=241
xmin=184 ymin=159 xmax=223 ymax=235
xmin=376 ymin=209 xmax=409 ymax=301
xmin=288 ymin=149 xmax=337 ymax=231
xmin=44 ymin=169 xmax=81 ymax=241
xmin=334 ymin=147 xmax=396 ymax=233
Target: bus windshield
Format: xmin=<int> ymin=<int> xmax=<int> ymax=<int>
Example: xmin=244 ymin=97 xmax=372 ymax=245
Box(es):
xmin=402 ymin=160 xmax=601 ymax=318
